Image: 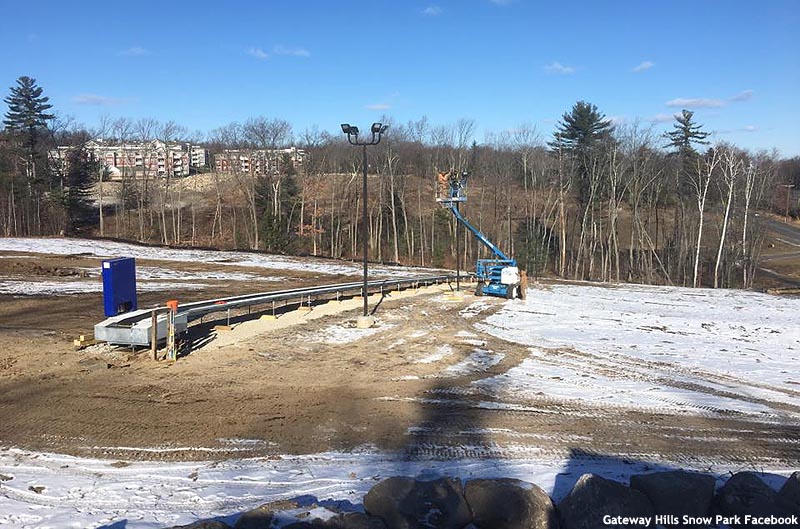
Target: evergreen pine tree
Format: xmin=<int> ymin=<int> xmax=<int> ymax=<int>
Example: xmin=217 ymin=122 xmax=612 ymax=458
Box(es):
xmin=665 ymin=109 xmax=710 ymax=193
xmin=3 ymin=76 xmax=55 ymax=155
xmin=61 ymin=146 xmax=98 ymax=235
xmin=549 ymin=101 xmax=613 ymax=204
xmin=549 ymin=101 xmax=613 ymax=155
xmin=514 ymin=217 xmax=557 ymax=276
xmin=255 ymin=155 xmax=300 ymax=252
xmin=666 ymin=109 xmax=710 ymax=154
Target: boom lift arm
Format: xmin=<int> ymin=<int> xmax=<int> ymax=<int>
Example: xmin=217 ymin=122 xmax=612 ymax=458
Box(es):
xmin=447 ymin=204 xmax=511 ymax=261
xmin=436 ymin=170 xmax=524 ymax=299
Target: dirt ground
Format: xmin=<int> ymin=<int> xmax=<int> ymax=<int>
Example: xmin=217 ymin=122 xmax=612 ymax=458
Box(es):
xmin=1 ymin=249 xmax=799 ymax=472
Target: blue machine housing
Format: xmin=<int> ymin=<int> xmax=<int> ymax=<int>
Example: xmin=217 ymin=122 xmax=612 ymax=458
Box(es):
xmin=476 ymin=258 xmax=518 ymax=297
xmin=102 ymin=257 xmax=138 ymax=317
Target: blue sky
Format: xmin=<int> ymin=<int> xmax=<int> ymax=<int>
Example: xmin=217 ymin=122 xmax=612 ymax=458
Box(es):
xmin=1 ymin=0 xmax=798 ymax=155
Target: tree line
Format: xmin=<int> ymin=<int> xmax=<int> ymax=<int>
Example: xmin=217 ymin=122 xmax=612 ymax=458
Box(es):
xmin=1 ymin=76 xmax=797 ymax=288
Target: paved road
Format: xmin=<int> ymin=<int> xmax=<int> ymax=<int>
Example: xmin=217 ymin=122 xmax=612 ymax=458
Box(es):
xmin=758 ymin=220 xmax=800 ymax=286
xmin=762 ymin=220 xmax=800 ymax=262
xmin=766 ymin=218 xmax=800 ymax=245
xmin=757 ymin=267 xmax=800 ymax=287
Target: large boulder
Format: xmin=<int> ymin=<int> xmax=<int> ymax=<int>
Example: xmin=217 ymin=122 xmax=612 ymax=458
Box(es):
xmin=630 ymin=470 xmax=715 ymax=526
xmin=168 ymin=522 xmax=232 ymax=529
xmin=714 ymin=472 xmax=795 ymax=528
xmin=779 ymin=472 xmax=800 ymax=514
xmin=234 ymin=499 xmax=300 ymax=529
xmin=464 ymin=478 xmax=558 ymax=529
xmin=326 ymin=512 xmax=388 ymax=529
xmin=558 ymin=474 xmax=654 ymax=529
xmin=363 ymin=477 xmax=472 ymax=529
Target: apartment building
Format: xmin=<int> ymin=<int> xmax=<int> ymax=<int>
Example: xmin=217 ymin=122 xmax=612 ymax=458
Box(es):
xmin=213 ymin=147 xmax=306 ymax=175
xmin=53 ymin=140 xmax=208 ymax=179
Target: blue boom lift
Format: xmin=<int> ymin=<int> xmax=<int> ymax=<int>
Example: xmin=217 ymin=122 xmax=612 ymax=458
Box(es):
xmin=437 ymin=171 xmax=524 ymax=299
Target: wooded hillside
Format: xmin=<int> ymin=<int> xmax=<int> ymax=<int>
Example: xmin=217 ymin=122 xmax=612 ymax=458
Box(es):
xmin=2 ymin=77 xmax=798 ymax=289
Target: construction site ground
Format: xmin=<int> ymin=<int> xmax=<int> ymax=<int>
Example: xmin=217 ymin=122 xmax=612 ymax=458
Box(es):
xmin=1 ymin=244 xmax=799 ymax=474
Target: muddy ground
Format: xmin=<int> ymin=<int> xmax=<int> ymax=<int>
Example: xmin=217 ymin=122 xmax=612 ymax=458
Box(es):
xmin=0 ymin=248 xmax=798 ymax=473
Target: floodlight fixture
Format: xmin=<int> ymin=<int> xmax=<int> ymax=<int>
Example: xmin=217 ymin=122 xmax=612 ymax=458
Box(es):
xmin=371 ymin=122 xmax=383 ymax=134
xmin=340 ymin=123 xmax=351 ymax=134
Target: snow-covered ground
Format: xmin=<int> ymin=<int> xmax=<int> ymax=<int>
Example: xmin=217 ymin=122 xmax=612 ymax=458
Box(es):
xmin=0 ymin=237 xmax=443 ymax=278
xmin=0 ymin=279 xmax=213 ymax=296
xmin=135 ymin=267 xmax=281 ymax=282
xmin=476 ymin=283 xmax=800 ymax=419
xmin=0 ymin=263 xmax=283 ymax=296
xmin=0 ymin=447 xmax=793 ymax=529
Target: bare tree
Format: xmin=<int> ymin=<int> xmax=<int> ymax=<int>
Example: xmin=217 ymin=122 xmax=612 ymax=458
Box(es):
xmin=157 ymin=120 xmax=187 ymax=244
xmin=242 ymin=117 xmax=293 ymax=249
xmin=111 ymin=117 xmax=134 ymax=237
xmin=740 ymin=152 xmax=775 ymax=288
xmin=690 ymin=149 xmax=721 ymax=287
xmin=91 ymin=115 xmax=113 ymax=237
xmin=512 ymin=123 xmax=541 ymax=219
xmin=714 ymin=145 xmax=740 ymax=287
xmin=135 ymin=118 xmax=159 ymax=241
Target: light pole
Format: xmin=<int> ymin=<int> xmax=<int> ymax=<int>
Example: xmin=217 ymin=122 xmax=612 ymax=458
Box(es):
xmin=341 ymin=122 xmax=388 ymax=325
xmin=781 ymin=184 xmax=795 ymax=223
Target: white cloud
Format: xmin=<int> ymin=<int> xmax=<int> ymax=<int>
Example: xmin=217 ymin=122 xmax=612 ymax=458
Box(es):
xmin=422 ymin=5 xmax=442 ymax=15
xmin=247 ymin=47 xmax=269 ymax=60
xmin=718 ymin=125 xmax=759 ymax=135
xmin=365 ymin=104 xmax=392 ymax=111
xmin=489 ymin=0 xmax=513 ymax=5
xmin=608 ymin=115 xmax=626 ymax=125
xmin=729 ymin=89 xmax=754 ymax=102
xmin=666 ymin=90 xmax=755 ymax=110
xmin=665 ymin=97 xmax=725 ymax=109
xmin=118 ymin=46 xmax=149 ymax=57
xmin=632 ymin=60 xmax=655 ymax=72
xmin=544 ymin=61 xmax=575 ymax=75
xmin=72 ymin=94 xmax=127 ymax=106
xmin=647 ymin=113 xmax=680 ymax=123
xmin=273 ymin=45 xmax=310 ymax=57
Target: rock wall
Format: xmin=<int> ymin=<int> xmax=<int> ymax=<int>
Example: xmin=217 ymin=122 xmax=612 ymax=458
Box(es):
xmin=170 ymin=470 xmax=800 ymax=529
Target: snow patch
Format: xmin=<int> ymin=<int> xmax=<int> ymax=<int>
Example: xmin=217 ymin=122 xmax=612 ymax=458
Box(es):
xmin=460 ymin=300 xmax=491 ymax=319
xmin=315 ymin=323 xmax=394 ymax=345
xmin=416 ymin=344 xmax=454 ymax=364
xmin=0 ymin=278 xmax=210 ymax=296
xmin=136 ymin=266 xmax=280 ymax=282
xmin=441 ymin=349 xmax=504 ymax=377
xmin=0 ymin=237 xmax=445 ymax=278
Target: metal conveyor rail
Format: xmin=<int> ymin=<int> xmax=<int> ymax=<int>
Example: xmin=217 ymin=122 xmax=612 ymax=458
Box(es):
xmin=94 ymin=274 xmax=460 ymax=346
